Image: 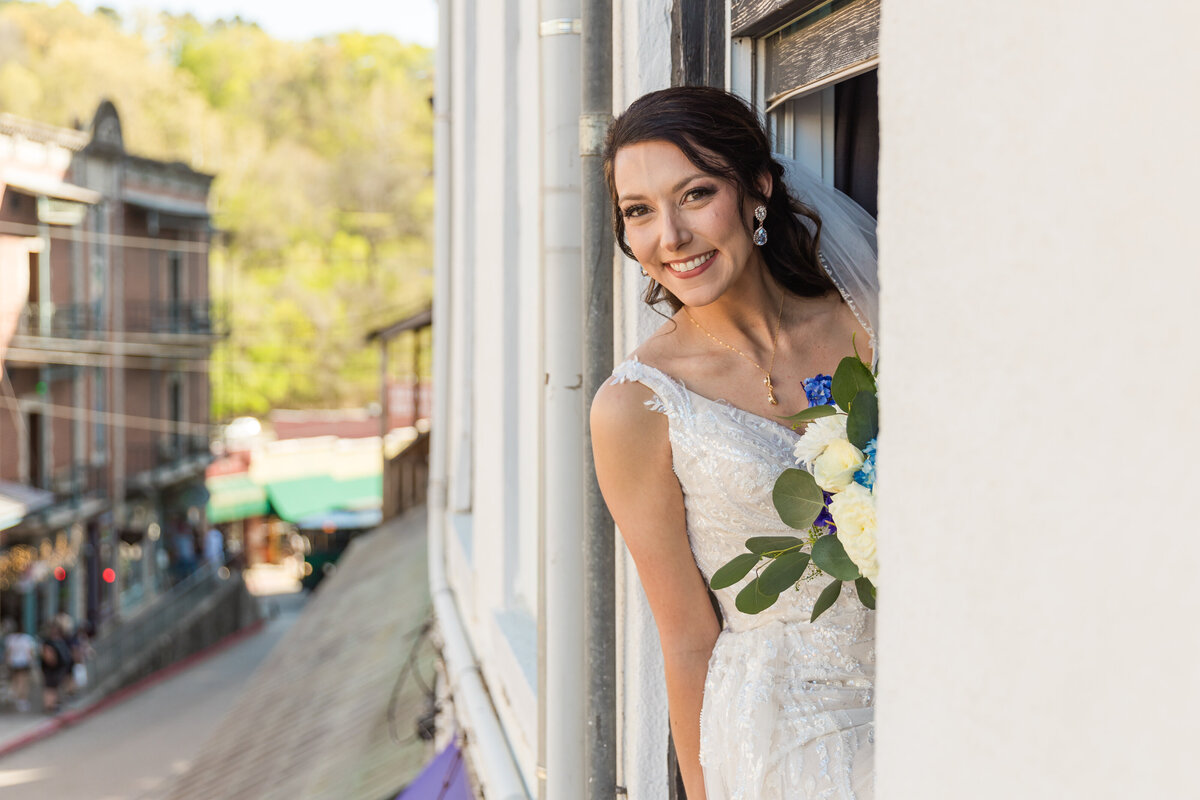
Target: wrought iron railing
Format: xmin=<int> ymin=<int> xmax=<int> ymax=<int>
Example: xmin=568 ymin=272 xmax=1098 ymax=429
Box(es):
xmin=50 ymin=462 xmax=110 ymax=501
xmin=88 ymin=561 xmax=220 ymax=688
xmin=126 ymin=434 xmax=211 ymax=477
xmin=122 ymin=301 xmax=218 ymax=335
xmin=16 ymin=300 xmax=225 ymax=338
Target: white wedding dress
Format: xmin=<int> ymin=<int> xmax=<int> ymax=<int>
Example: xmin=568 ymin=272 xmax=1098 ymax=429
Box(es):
xmin=611 ymin=356 xmax=875 ymax=800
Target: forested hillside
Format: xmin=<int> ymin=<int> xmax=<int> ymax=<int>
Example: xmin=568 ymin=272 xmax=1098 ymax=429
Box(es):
xmin=0 ymin=1 xmax=434 ymax=418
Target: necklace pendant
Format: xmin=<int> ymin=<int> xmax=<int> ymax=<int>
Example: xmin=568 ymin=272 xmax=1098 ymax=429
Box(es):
xmin=764 ymin=375 xmax=778 ymax=406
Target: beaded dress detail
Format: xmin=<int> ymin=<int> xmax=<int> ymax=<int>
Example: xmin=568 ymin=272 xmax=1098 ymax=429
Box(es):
xmin=610 ymin=357 xmax=874 ymax=800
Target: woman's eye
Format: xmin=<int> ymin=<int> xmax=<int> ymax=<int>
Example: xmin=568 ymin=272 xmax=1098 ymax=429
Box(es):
xmin=683 ymin=186 xmax=715 ymax=203
xmin=622 ymin=204 xmax=650 ymax=218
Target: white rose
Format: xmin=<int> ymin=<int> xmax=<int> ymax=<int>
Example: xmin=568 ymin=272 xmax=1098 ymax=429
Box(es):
xmin=829 ymin=483 xmax=879 ymax=582
xmin=792 ymin=414 xmax=848 ymax=466
xmin=811 ymin=438 xmax=865 ymax=493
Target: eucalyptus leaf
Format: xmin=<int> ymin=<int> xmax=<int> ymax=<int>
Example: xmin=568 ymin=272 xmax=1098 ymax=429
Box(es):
xmin=845 ymin=390 xmax=879 ymax=450
xmin=758 ymin=550 xmax=811 ymax=595
xmin=812 ymin=535 xmax=861 ymax=581
xmin=780 ymin=405 xmax=838 ymax=427
xmin=745 ymin=535 xmax=804 ymax=555
xmin=772 ymin=469 xmax=825 ymax=530
xmin=735 ymin=577 xmax=780 ymax=615
xmin=832 ymin=356 xmax=876 ymax=411
xmin=855 ymin=577 xmax=876 ymax=610
xmin=710 ymin=553 xmax=761 ymax=590
xmin=810 ymin=580 xmax=843 ymax=622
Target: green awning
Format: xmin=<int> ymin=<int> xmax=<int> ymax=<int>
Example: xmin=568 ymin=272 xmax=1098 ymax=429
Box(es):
xmin=206 ymin=473 xmax=269 ymax=524
xmin=264 ymin=474 xmax=382 ymax=524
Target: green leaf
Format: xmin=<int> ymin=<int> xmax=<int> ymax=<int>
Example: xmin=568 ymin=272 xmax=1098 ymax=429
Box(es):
xmin=780 ymin=405 xmax=838 ymax=427
xmin=772 ymin=469 xmax=825 ymax=530
xmin=735 ymin=577 xmax=780 ymax=615
xmin=745 ymin=535 xmax=804 ymax=555
xmin=758 ymin=550 xmax=811 ymax=595
xmin=811 ymin=535 xmax=861 ymax=581
xmin=832 ymin=356 xmax=876 ymax=411
xmin=855 ymin=577 xmax=876 ymax=610
xmin=810 ymin=580 xmax=843 ymax=622
xmin=709 ymin=553 xmax=761 ymax=590
xmin=845 ymin=390 xmax=878 ymax=450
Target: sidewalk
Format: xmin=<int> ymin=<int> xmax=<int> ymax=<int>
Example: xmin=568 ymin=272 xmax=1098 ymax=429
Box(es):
xmin=0 ymin=705 xmax=58 ymax=757
xmin=0 ymin=561 xmax=294 ymax=759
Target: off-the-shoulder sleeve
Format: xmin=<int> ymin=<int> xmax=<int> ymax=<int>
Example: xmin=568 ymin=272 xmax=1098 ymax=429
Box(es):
xmin=608 ymin=356 xmax=691 ymax=420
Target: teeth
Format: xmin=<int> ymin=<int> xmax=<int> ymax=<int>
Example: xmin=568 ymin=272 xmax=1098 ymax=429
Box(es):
xmin=667 ymin=251 xmax=713 ymax=273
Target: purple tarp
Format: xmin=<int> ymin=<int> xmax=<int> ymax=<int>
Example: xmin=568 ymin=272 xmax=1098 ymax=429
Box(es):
xmin=395 ymin=740 xmax=473 ymax=800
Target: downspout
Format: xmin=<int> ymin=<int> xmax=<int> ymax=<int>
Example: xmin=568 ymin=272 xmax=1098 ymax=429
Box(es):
xmin=539 ymin=1 xmax=586 ymax=798
xmin=427 ymin=1 xmax=528 ymax=797
xmin=580 ymin=1 xmax=616 ymax=798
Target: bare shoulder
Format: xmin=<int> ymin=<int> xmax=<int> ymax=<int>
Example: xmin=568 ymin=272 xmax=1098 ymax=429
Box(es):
xmin=592 ymin=312 xmax=685 ymax=431
xmin=830 ymin=293 xmax=875 ymax=363
xmin=590 ymin=372 xmax=664 ymax=448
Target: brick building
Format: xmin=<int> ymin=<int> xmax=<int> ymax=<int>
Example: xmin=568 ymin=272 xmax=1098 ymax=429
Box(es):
xmin=0 ymin=101 xmax=216 ymax=635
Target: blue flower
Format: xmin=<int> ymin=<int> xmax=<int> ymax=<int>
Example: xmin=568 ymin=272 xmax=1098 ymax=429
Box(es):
xmin=815 ymin=491 xmax=837 ymax=534
xmin=803 ymin=374 xmax=834 ymax=408
xmin=853 ymin=438 xmax=877 ymax=490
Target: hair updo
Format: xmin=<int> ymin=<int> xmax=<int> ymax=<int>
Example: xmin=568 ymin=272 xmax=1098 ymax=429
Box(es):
xmin=602 ymin=86 xmax=836 ymax=311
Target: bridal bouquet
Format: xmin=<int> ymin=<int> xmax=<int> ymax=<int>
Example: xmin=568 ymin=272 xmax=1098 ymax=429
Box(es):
xmin=711 ymin=346 xmax=878 ymax=621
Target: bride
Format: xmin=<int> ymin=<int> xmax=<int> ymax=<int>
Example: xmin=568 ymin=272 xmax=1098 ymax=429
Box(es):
xmin=591 ymin=87 xmax=877 ymax=799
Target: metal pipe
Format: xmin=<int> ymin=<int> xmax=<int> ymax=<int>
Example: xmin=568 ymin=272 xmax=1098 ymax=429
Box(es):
xmin=539 ymin=1 xmax=586 ymax=797
xmin=429 ymin=523 xmax=529 ymax=800
xmin=580 ymin=1 xmax=616 ymax=797
xmin=427 ymin=1 xmax=528 ymax=797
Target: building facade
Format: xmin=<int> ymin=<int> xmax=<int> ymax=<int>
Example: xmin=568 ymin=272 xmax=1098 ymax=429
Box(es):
xmin=430 ymin=1 xmax=1200 ymax=798
xmin=0 ymin=101 xmax=215 ymax=635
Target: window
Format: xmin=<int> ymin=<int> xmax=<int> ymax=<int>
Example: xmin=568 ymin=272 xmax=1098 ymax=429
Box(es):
xmin=733 ymin=0 xmax=880 ymax=205
xmin=93 ymin=368 xmax=107 ymax=460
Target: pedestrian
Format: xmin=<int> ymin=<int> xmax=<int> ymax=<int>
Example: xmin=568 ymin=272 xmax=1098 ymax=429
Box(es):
xmin=38 ymin=622 xmax=72 ymax=714
xmin=3 ymin=619 xmax=36 ymax=712
xmin=204 ymin=524 xmax=225 ymax=567
xmin=54 ymin=613 xmax=85 ymax=697
xmin=174 ymin=522 xmax=197 ymax=581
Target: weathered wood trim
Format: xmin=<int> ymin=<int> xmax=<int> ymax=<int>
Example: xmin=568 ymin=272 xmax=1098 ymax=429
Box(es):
xmin=732 ymin=0 xmax=827 ymax=38
xmin=672 ymin=0 xmax=726 ymax=87
xmin=765 ymin=0 xmax=879 ymax=106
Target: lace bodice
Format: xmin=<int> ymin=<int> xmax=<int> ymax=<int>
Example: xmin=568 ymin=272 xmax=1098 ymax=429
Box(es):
xmin=610 ymin=356 xmax=870 ymax=636
xmin=610 ymin=356 xmax=875 ymax=799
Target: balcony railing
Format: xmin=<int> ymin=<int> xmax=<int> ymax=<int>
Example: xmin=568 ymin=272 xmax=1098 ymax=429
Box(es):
xmin=16 ymin=301 xmax=225 ymax=338
xmin=17 ymin=303 xmax=102 ymax=338
xmin=50 ymin=462 xmax=111 ymax=501
xmin=126 ymin=433 xmax=212 ymax=477
xmin=123 ymin=301 xmax=220 ymax=336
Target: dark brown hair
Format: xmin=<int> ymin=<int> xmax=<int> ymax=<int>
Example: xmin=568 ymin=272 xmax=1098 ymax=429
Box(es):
xmin=603 ymin=86 xmax=835 ymax=311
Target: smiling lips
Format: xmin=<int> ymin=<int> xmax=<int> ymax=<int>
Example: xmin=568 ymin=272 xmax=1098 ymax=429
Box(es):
xmin=664 ymin=249 xmax=716 ymax=278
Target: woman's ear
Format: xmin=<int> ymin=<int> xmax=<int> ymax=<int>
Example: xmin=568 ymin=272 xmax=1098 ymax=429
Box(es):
xmin=756 ymin=170 xmax=773 ymax=202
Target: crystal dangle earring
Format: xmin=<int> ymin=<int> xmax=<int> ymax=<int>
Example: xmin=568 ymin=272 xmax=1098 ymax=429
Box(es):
xmin=753 ymin=206 xmax=768 ymax=246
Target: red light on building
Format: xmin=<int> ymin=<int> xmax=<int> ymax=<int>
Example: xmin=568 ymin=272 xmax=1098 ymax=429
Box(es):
xmin=54 ymin=567 xmax=66 ymax=581
xmin=102 ymin=568 xmax=116 ymax=584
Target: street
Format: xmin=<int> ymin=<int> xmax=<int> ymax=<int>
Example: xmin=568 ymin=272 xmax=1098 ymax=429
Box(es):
xmin=0 ymin=575 xmax=306 ymax=800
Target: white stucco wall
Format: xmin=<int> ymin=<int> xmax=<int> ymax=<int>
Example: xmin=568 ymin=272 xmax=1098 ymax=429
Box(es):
xmin=441 ymin=0 xmax=541 ymax=792
xmin=611 ymin=1 xmax=675 ymax=797
xmin=877 ymin=3 xmax=1200 ymax=797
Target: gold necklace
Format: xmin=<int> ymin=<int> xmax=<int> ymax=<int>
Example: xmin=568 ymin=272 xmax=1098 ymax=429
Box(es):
xmin=684 ymin=292 xmax=786 ymax=406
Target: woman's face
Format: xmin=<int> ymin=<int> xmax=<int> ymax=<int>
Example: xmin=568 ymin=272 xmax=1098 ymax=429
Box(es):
xmin=613 ymin=140 xmax=762 ymax=308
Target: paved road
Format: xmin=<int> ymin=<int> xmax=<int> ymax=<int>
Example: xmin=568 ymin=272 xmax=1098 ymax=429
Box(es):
xmin=0 ymin=587 xmax=308 ymax=800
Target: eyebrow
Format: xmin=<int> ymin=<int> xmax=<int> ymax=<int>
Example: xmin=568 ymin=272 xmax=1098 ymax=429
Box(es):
xmin=617 ymin=172 xmax=710 ymax=204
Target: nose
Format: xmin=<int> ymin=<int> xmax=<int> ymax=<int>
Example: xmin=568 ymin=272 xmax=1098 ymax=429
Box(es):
xmin=659 ymin=207 xmax=691 ymax=254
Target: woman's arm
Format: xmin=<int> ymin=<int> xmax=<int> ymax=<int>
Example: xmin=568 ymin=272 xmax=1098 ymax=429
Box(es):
xmin=591 ymin=378 xmax=721 ymax=800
